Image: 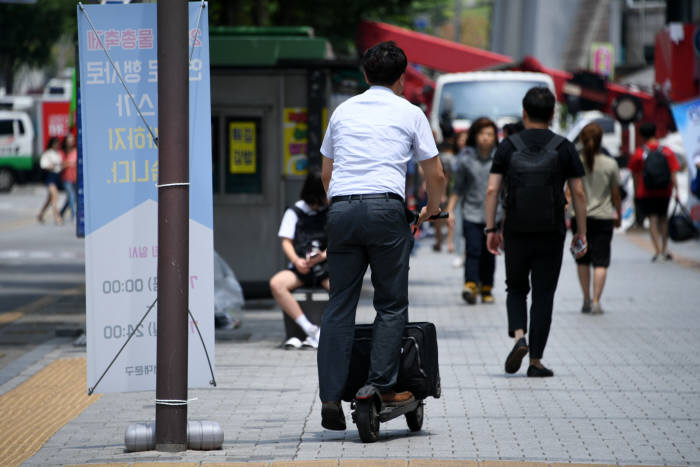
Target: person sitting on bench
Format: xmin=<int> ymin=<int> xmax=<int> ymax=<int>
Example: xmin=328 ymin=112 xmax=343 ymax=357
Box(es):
xmin=269 ymin=170 xmax=329 ymax=349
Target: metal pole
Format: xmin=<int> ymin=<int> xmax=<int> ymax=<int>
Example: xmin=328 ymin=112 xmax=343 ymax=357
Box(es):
xmin=155 ymin=0 xmax=189 ymax=452
xmin=454 ymin=0 xmax=462 ymax=43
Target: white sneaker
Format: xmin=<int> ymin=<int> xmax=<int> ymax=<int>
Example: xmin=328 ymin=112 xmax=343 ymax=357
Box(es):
xmin=283 ymin=337 xmax=302 ymax=350
xmin=302 ymin=326 xmax=320 ymax=349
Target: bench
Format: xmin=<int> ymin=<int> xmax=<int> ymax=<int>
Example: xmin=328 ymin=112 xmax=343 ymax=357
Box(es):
xmin=282 ymin=287 xmax=328 ymax=340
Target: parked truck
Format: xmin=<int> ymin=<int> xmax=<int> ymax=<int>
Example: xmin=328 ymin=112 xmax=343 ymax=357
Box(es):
xmin=0 ymin=95 xmax=72 ymax=192
xmin=0 ymin=110 xmax=35 ymax=191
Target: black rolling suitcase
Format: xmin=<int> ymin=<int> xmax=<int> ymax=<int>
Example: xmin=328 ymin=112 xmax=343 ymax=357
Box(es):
xmin=341 ymin=322 xmax=441 ymax=402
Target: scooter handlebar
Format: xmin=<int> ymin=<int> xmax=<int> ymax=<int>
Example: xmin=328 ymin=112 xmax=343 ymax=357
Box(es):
xmin=408 ymin=210 xmax=449 ymax=225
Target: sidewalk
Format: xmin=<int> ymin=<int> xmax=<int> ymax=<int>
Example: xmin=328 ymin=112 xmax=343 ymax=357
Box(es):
xmin=1 ymin=232 xmax=699 ymax=466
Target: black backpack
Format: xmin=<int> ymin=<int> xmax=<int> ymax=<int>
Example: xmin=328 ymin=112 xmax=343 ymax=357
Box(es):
xmin=290 ymin=205 xmax=327 ymax=258
xmin=642 ymin=146 xmax=671 ymax=190
xmin=505 ymin=133 xmax=566 ymax=233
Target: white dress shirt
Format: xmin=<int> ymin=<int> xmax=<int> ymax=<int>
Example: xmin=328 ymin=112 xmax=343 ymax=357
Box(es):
xmin=320 ymin=85 xmax=438 ymax=199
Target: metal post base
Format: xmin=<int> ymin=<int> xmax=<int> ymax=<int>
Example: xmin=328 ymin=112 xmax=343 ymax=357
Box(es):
xmin=155 ymin=443 xmax=187 ymax=453
xmin=125 ymin=421 xmax=224 ymax=452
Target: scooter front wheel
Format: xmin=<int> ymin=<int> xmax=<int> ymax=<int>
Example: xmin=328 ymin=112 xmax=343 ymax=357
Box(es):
xmin=355 ymin=399 xmax=380 ymax=443
xmin=405 ymin=401 xmax=424 ymax=432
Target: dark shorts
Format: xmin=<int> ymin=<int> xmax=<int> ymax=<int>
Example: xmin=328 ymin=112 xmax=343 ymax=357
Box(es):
xmin=571 ymin=218 xmax=614 ymax=268
xmin=44 ymin=172 xmax=61 ymax=187
xmin=289 ymin=263 xmax=329 ymax=287
xmin=639 ymin=197 xmax=670 ymax=217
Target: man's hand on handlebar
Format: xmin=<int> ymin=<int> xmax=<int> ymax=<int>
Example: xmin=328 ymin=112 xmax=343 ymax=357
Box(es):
xmin=417 ymin=205 xmax=442 ymax=225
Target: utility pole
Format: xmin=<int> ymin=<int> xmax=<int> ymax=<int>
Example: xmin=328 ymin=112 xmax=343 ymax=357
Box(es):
xmin=454 ymin=0 xmax=462 ymax=43
xmin=155 ymin=0 xmax=189 ymax=452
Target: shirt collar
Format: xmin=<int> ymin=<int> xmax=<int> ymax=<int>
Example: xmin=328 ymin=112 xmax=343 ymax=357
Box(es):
xmin=368 ymin=85 xmax=396 ymax=95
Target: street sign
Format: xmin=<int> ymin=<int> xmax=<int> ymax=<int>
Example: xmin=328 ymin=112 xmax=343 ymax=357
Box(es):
xmin=77 ymin=2 xmax=214 ymax=393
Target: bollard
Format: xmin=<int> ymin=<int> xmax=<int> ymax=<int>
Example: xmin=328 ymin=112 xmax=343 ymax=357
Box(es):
xmin=187 ymin=420 xmax=224 ymax=450
xmin=125 ymin=422 xmax=155 ymax=452
xmin=125 ymin=421 xmax=223 ymax=452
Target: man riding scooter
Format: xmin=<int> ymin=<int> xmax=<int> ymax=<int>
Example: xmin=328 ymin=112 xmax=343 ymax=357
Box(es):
xmin=317 ymin=41 xmax=446 ymax=430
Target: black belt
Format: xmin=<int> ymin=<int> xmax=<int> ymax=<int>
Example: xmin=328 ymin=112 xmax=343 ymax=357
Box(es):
xmin=331 ymin=192 xmax=404 ymax=204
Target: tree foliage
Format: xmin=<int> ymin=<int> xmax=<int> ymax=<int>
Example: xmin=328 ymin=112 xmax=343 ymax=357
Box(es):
xmin=0 ymin=0 xmax=76 ymax=93
xmin=208 ymin=0 xmax=450 ymax=55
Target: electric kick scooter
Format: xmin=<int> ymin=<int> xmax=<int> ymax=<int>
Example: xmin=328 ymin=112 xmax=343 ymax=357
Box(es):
xmin=350 ymin=210 xmax=447 ymax=443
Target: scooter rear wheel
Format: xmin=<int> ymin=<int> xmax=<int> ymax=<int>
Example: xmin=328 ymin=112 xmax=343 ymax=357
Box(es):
xmin=355 ymin=399 xmax=379 ymax=443
xmin=405 ymin=401 xmax=424 ymax=432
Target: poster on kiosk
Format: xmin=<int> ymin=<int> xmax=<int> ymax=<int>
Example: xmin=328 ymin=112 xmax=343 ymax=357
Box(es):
xmin=77 ymin=2 xmax=214 ymax=393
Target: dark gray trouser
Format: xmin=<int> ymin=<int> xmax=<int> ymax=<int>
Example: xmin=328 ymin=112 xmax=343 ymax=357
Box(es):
xmin=317 ymin=197 xmax=412 ymax=402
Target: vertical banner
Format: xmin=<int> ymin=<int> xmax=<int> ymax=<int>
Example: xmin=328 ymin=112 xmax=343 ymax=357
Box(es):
xmin=283 ymin=107 xmax=308 ymax=176
xmin=590 ymin=42 xmax=615 ymax=79
xmin=671 ymin=98 xmax=700 ymax=224
xmin=78 ymin=2 xmax=214 ymax=393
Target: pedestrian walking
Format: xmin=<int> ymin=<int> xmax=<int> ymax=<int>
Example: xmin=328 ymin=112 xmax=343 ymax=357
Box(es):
xmin=317 ymin=41 xmax=445 ymax=430
xmin=568 ymin=123 xmax=622 ymax=315
xmin=447 ymin=117 xmax=502 ymax=304
xmin=434 ymin=135 xmax=457 ymax=253
xmin=628 ymin=122 xmax=680 ymax=261
xmin=269 ymin=171 xmax=329 ymax=349
xmin=37 ymin=137 xmax=64 ymax=225
xmin=485 ymin=87 xmax=588 ymax=377
xmin=60 ymin=133 xmax=77 ymax=221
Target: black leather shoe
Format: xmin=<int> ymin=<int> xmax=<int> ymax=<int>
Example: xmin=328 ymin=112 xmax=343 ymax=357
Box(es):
xmin=505 ymin=337 xmax=528 ymax=374
xmin=321 ymin=401 xmax=346 ymax=430
xmin=527 ymin=364 xmax=554 ymax=377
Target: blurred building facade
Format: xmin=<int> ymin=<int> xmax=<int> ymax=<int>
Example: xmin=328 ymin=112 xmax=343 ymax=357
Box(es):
xmin=490 ymin=0 xmax=696 ymax=76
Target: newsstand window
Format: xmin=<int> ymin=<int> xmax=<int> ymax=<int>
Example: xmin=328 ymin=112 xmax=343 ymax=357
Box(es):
xmin=225 ymin=117 xmax=262 ymax=194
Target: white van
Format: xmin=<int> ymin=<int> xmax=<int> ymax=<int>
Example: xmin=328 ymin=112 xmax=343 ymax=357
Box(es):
xmin=0 ymin=110 xmax=35 ymax=192
xmin=430 ymin=71 xmax=558 ymax=141
xmin=565 ymin=110 xmax=622 ymax=158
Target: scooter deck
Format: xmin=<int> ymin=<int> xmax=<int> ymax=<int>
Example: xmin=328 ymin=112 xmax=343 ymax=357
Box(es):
xmin=377 ymin=399 xmax=421 ymax=422
xmin=351 ymin=398 xmax=422 ymax=424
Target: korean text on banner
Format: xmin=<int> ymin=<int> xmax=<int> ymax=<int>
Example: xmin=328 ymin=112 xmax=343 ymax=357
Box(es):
xmin=671 ymin=98 xmax=700 ymax=224
xmin=77 ymin=2 xmax=214 ymax=393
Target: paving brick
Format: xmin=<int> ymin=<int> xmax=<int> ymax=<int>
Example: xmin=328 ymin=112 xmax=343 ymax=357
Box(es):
xmin=3 ymin=235 xmax=699 ymax=466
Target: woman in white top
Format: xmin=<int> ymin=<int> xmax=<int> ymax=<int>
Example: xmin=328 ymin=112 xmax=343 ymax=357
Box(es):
xmin=37 ymin=137 xmax=64 ymax=225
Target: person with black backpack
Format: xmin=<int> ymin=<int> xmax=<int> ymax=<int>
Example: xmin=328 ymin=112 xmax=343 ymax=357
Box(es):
xmin=628 ymin=122 xmax=680 ymax=261
xmin=269 ymin=171 xmax=329 ymax=350
xmin=484 ymin=87 xmax=588 ymax=378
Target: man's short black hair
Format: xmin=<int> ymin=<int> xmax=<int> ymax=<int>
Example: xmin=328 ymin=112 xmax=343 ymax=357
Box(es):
xmin=522 ymin=86 xmax=555 ymax=123
xmin=639 ymin=122 xmax=657 ymax=140
xmin=362 ymin=41 xmax=407 ymax=87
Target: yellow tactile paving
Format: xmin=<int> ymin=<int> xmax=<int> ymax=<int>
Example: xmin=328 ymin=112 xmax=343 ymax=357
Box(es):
xmin=551 ymin=464 xmax=616 ymax=467
xmin=131 ymin=464 xmax=198 ymax=467
xmin=64 ymin=464 xmax=129 ymax=467
xmin=275 ymin=461 xmax=339 ymax=467
xmin=342 ymin=461 xmax=407 ymax=467
xmin=411 ymin=461 xmax=477 ymax=467
xmin=50 ymin=461 xmax=672 ymax=466
xmin=202 ymin=463 xmax=268 ymax=467
xmin=0 ymin=285 xmax=85 ymax=327
xmin=0 ymin=357 xmax=101 ymax=467
xmin=479 ymin=462 xmax=547 ymax=467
